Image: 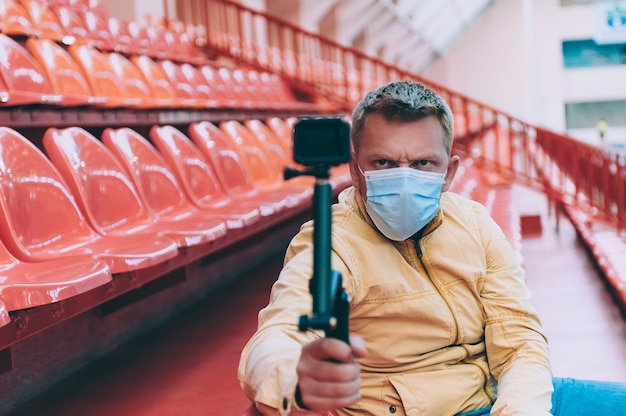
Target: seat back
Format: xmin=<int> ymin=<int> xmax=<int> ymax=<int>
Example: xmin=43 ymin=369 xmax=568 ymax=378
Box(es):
xmin=101 ymin=127 xmax=190 ymax=216
xmin=0 ymin=127 xmax=97 ymax=259
xmin=0 ymin=0 xmax=38 ymax=37
xmin=179 ymin=63 xmax=219 ymax=107
xmin=43 ymin=127 xmax=154 ymax=235
xmin=82 ymin=9 xmax=114 ymax=51
xmin=106 ymin=52 xmax=158 ymax=108
xmin=219 ymin=120 xmax=279 ymax=185
xmin=52 ymin=6 xmax=89 ymax=44
xmin=149 ymin=125 xmax=233 ymax=207
xmin=187 ymin=121 xmax=258 ymax=196
xmin=244 ymin=119 xmax=292 ymax=168
xmin=159 ymin=60 xmax=201 ymax=107
xmin=68 ymin=44 xmax=137 ymax=107
xmin=198 ymin=65 xmax=237 ymax=107
xmin=25 ymin=38 xmax=98 ymax=106
xmin=131 ymin=55 xmax=178 ymax=107
xmin=0 ymin=34 xmax=61 ymax=106
xmin=265 ymin=116 xmax=295 ymax=155
xmin=21 ymin=0 xmax=65 ymax=43
xmin=107 ymin=17 xmax=136 ymax=55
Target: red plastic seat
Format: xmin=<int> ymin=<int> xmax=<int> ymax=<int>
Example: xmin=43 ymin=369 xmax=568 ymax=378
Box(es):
xmin=21 ymin=0 xmax=67 ymax=43
xmin=219 ymin=120 xmax=313 ymax=205
xmin=52 ymin=6 xmax=90 ymax=45
xmin=0 ymin=127 xmax=178 ymax=273
xmin=0 ymin=0 xmax=38 ymax=37
xmin=0 ymin=34 xmax=62 ymax=106
xmin=127 ymin=21 xmax=153 ymax=56
xmin=150 ymin=125 xmax=288 ymax=218
xmin=25 ymin=37 xmax=104 ymax=106
xmin=0 ymin=300 xmax=8 ymax=327
xmin=101 ymin=127 xmax=260 ymax=230
xmin=106 ymin=52 xmax=168 ymax=108
xmin=159 ymin=60 xmax=208 ymax=108
xmin=68 ymin=44 xmax=141 ymax=107
xmin=107 ymin=17 xmax=137 ymax=55
xmin=82 ymin=9 xmax=114 ymax=51
xmin=131 ymin=55 xmax=185 ymax=107
xmin=0 ymin=239 xmax=111 ymax=311
xmin=43 ymin=127 xmax=228 ymax=248
xmin=179 ymin=63 xmax=223 ymax=108
xmin=198 ymin=65 xmax=238 ymax=108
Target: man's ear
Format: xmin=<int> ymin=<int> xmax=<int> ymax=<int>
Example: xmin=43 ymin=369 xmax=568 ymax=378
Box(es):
xmin=442 ymin=155 xmax=460 ymax=192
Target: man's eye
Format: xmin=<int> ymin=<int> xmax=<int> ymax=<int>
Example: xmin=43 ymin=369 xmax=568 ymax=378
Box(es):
xmin=414 ymin=160 xmax=430 ymax=167
xmin=375 ymin=160 xmax=389 ymax=167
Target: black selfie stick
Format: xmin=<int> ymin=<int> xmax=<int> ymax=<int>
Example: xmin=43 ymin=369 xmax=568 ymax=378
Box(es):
xmin=284 ymin=118 xmax=351 ymax=344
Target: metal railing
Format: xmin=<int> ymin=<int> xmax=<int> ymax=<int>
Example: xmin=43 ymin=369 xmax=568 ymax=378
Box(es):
xmin=175 ymin=0 xmax=626 ymax=230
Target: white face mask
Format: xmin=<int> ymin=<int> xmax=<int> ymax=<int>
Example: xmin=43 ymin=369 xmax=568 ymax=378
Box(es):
xmin=362 ymin=167 xmax=445 ymax=241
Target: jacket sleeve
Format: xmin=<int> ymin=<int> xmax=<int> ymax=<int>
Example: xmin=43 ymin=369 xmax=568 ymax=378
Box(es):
xmin=477 ymin=205 xmax=554 ymax=416
xmin=237 ymin=224 xmax=352 ymax=415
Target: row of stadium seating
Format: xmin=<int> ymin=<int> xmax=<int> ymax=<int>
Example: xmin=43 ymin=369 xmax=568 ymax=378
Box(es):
xmin=0 ymin=0 xmax=206 ymax=63
xmin=0 ymin=33 xmax=311 ymax=110
xmin=0 ymin=117 xmax=351 ymax=335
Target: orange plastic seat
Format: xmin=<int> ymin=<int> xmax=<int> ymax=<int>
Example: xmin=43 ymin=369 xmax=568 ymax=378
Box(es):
xmin=106 ymin=52 xmax=168 ymax=108
xmin=0 ymin=300 xmax=9 ymax=327
xmin=101 ymin=127 xmax=260 ymax=230
xmin=52 ymin=6 xmax=89 ymax=45
xmin=151 ymin=125 xmax=288 ymax=218
xmin=107 ymin=17 xmax=137 ymax=55
xmin=220 ymin=67 xmax=255 ymax=108
xmin=127 ymin=21 xmax=153 ymax=56
xmin=43 ymin=127 xmax=228 ymax=248
xmin=179 ymin=63 xmax=223 ymax=108
xmin=0 ymin=0 xmax=39 ymax=37
xmin=68 ymin=44 xmax=141 ymax=107
xmin=0 ymin=127 xmax=178 ymax=273
xmin=219 ymin=120 xmax=313 ymax=205
xmin=0 ymin=34 xmax=62 ymax=106
xmin=82 ymin=9 xmax=114 ymax=51
xmin=21 ymin=0 xmax=69 ymax=44
xmin=159 ymin=60 xmax=208 ymax=108
xmin=131 ymin=55 xmax=185 ymax=107
xmin=25 ymin=38 xmax=103 ymax=106
xmin=0 ymin=239 xmax=111 ymax=311
xmin=198 ymin=65 xmax=238 ymax=108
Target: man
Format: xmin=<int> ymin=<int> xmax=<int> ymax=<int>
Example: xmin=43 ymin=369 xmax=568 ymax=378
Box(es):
xmin=239 ymin=81 xmax=625 ymax=415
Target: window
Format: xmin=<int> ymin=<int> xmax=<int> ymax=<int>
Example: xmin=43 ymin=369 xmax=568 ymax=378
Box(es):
xmin=562 ymin=39 xmax=626 ymax=68
xmin=565 ymin=100 xmax=626 ymax=129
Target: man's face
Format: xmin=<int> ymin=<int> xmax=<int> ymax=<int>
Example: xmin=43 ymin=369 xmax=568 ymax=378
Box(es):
xmin=349 ymin=113 xmax=459 ymax=201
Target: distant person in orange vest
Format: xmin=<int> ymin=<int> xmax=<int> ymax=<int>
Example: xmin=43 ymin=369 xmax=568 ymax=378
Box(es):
xmin=597 ymin=117 xmax=608 ymax=145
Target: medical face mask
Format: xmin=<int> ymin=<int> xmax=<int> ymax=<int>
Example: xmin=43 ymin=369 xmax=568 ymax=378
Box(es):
xmin=362 ymin=167 xmax=445 ymax=241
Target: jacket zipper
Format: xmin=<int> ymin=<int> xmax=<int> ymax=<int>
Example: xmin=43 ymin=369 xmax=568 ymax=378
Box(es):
xmin=412 ymin=238 xmax=460 ymax=345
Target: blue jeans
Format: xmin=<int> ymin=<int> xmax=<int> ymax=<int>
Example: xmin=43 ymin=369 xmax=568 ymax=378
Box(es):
xmin=457 ymin=378 xmax=626 ymax=415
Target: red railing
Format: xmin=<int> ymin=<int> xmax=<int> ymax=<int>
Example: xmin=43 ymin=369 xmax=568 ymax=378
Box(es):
xmin=175 ymin=0 xmax=626 ymax=231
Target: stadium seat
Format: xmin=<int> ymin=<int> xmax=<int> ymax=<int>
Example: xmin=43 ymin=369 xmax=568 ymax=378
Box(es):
xmin=0 ymin=127 xmax=178 ymax=273
xmin=52 ymin=6 xmax=90 ymax=45
xmin=20 ymin=0 xmax=67 ymax=43
xmin=127 ymin=21 xmax=153 ymax=56
xmin=187 ymin=121 xmax=303 ymax=210
xmin=151 ymin=125 xmax=287 ymax=218
xmin=107 ymin=17 xmax=137 ymax=55
xmin=42 ymin=127 xmax=228 ymax=248
xmin=106 ymin=52 xmax=169 ymax=108
xmin=0 ymin=240 xmax=111 ymax=311
xmin=0 ymin=0 xmax=38 ymax=37
xmin=101 ymin=127 xmax=260 ymax=230
xmin=197 ymin=65 xmax=238 ymax=108
xmin=68 ymin=44 xmax=141 ymax=107
xmin=220 ymin=120 xmax=313 ymax=204
xmin=0 ymin=34 xmax=62 ymax=106
xmin=159 ymin=60 xmax=208 ymax=108
xmin=25 ymin=38 xmax=103 ymax=106
xmin=82 ymin=9 xmax=114 ymax=51
xmin=0 ymin=300 xmax=8 ymax=327
xmin=131 ymin=55 xmax=185 ymax=108
xmin=179 ymin=63 xmax=223 ymax=108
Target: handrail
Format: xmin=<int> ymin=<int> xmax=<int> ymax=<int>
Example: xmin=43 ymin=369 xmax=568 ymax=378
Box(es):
xmin=175 ymin=0 xmax=626 ymax=231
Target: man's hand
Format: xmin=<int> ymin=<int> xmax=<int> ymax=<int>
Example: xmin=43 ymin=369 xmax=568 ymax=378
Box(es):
xmin=296 ymin=336 xmax=368 ymax=412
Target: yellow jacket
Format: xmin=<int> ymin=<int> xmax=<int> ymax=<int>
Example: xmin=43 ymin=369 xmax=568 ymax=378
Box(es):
xmin=239 ymin=187 xmax=553 ymax=416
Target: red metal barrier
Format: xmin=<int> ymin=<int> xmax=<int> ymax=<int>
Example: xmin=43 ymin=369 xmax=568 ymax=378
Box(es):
xmin=174 ymin=0 xmax=626 ymax=231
